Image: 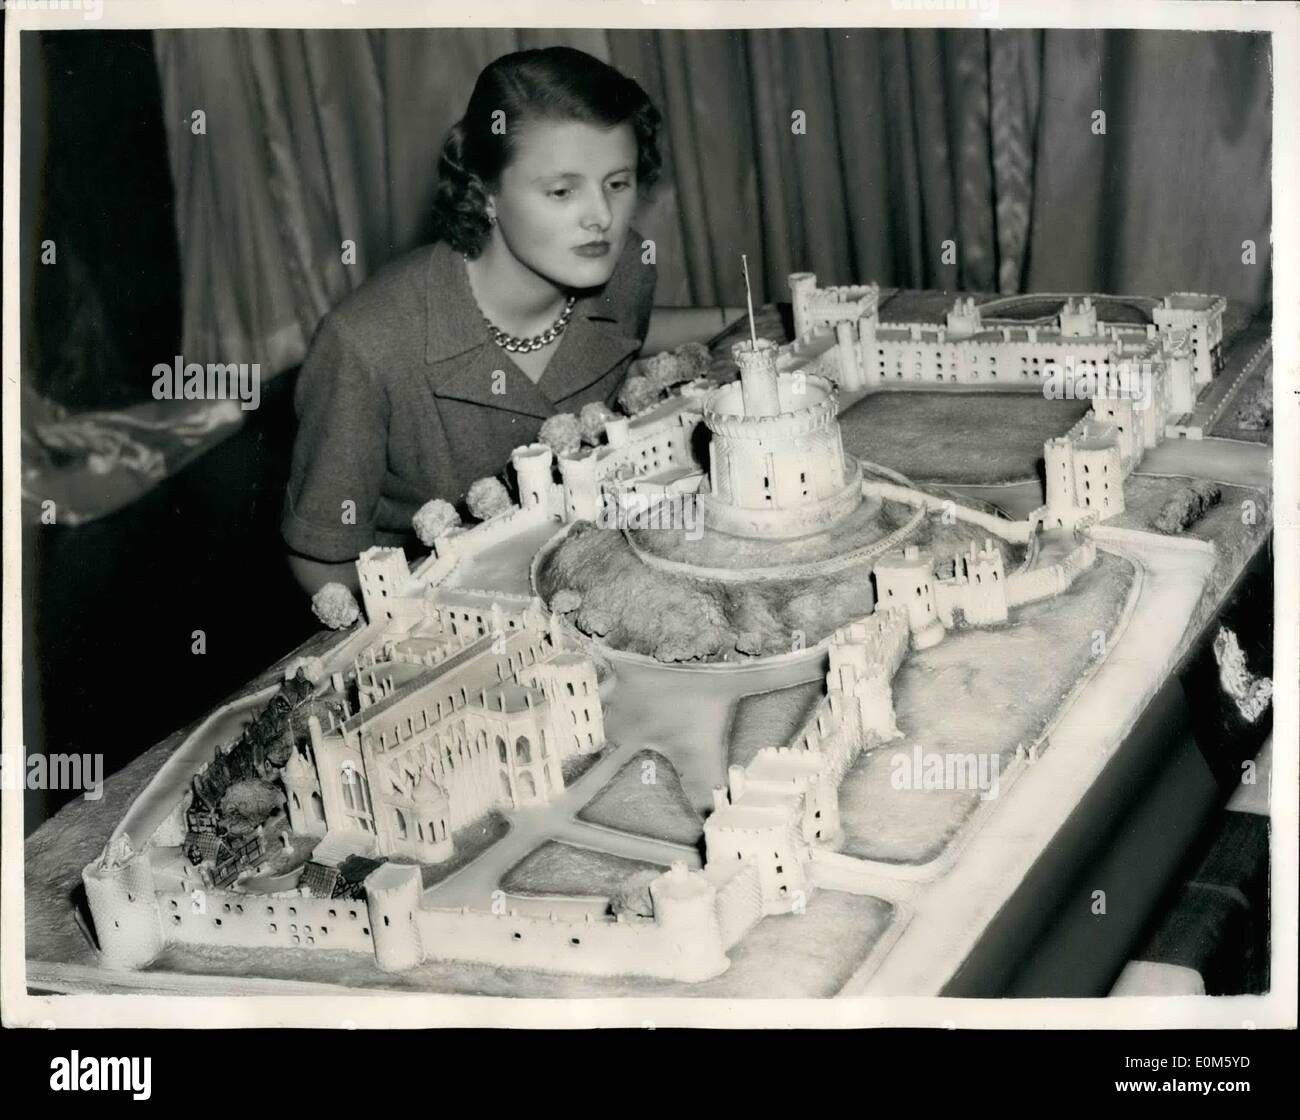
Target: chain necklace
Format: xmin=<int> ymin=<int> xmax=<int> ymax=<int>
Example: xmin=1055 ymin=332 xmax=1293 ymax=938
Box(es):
xmin=463 ymin=251 xmax=576 ymax=353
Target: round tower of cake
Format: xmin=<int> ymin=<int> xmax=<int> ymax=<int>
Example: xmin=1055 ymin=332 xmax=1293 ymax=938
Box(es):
xmin=696 ymin=337 xmax=863 ymax=539
xmin=365 ymin=863 xmax=425 ymax=972
xmin=511 ymin=443 xmax=554 ymax=510
xmin=82 ymin=847 xmax=165 ymax=970
xmin=557 ymin=448 xmax=601 ymax=522
xmin=873 ymin=545 xmax=944 ymax=650
xmin=648 ymin=862 xmax=730 ymax=981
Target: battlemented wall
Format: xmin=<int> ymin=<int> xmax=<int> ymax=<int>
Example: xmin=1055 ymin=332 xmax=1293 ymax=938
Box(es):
xmin=705 ymin=609 xmax=911 ymax=915
xmin=365 ymin=861 xmax=733 ymax=982
xmin=860 ymin=480 xmax=1033 ymax=543
xmin=787 ymin=274 xmax=1225 ymax=413
xmin=158 ymin=888 xmax=376 ymax=955
xmin=1005 ymin=538 xmax=1098 ymax=608
xmin=426 ymin=502 xmax=562 ymax=564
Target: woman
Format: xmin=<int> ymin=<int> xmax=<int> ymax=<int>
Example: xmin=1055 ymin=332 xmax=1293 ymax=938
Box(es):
xmin=282 ymin=45 xmax=742 ymax=597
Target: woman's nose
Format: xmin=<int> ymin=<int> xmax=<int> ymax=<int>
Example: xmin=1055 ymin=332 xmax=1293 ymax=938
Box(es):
xmin=582 ymin=186 xmax=614 ymax=231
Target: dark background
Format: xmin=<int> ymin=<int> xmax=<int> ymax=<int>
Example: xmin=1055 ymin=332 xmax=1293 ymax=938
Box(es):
xmin=19 ymin=32 xmax=318 ymax=832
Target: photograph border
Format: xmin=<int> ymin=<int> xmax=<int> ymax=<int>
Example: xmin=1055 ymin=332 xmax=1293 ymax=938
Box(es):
xmin=3 ymin=0 xmax=1295 ymax=1031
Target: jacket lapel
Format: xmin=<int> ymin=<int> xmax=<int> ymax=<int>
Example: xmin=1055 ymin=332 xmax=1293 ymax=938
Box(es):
xmin=421 ymin=238 xmax=641 ymax=419
xmin=428 ymin=347 xmax=557 ymax=420
xmin=536 ymin=313 xmax=642 ymax=406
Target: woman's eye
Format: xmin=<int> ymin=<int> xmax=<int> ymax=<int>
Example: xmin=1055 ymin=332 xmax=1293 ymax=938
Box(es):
xmin=548 ymin=188 xmax=571 ymax=199
xmin=608 ymin=179 xmax=632 ymax=192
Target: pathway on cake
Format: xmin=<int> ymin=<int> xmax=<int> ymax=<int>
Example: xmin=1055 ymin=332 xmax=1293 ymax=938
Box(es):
xmin=417 ymin=736 xmax=698 ymax=911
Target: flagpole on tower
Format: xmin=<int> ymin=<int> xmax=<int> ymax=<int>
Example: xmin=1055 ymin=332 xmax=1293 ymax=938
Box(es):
xmin=742 ymin=254 xmax=758 ymax=349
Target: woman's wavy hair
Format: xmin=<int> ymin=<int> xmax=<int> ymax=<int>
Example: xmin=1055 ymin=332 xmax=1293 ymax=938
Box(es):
xmin=431 ymin=46 xmax=663 ymax=258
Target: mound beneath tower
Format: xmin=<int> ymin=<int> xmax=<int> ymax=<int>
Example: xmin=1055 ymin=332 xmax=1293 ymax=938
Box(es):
xmin=626 ymin=487 xmax=886 ymax=580
xmin=534 ymin=504 xmax=1025 ymax=665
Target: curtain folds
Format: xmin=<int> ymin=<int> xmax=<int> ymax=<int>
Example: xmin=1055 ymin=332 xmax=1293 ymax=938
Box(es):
xmin=153 ymin=27 xmax=1271 ymax=383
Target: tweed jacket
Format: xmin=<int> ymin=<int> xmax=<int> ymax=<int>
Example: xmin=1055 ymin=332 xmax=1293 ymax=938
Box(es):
xmin=281 ymin=232 xmax=655 ymax=561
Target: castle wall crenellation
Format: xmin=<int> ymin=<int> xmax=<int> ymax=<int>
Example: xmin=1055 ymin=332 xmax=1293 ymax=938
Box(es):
xmin=704 ymin=606 xmax=908 ymax=915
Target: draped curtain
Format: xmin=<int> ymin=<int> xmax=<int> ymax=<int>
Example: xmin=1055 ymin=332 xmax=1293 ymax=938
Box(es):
xmin=153 ymin=26 xmax=1271 ymax=381
xmin=25 ymin=26 xmax=1269 ymax=526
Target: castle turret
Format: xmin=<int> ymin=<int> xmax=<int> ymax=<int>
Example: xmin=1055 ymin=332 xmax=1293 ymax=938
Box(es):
xmin=82 ymin=839 xmax=165 ymax=970
xmin=872 ymin=546 xmax=944 ymax=649
xmin=1059 ymin=296 xmax=1099 ymax=338
xmin=964 ymin=539 xmax=1008 ymax=625
xmin=703 ymin=795 xmax=808 ymax=915
xmin=1045 ymin=426 xmax=1124 ymax=525
xmin=1043 ymin=436 xmax=1077 ymax=528
xmin=525 ymin=652 xmax=603 ymax=759
xmin=1089 ymin=390 xmax=1143 ymax=466
xmin=557 ymin=449 xmax=601 ymax=523
xmin=408 ymin=773 xmax=453 ymax=861
xmin=603 ymin=416 xmax=630 ymax=447
xmin=648 ymin=862 xmax=730 ymax=981
xmin=789 ymin=272 xmax=818 ymax=340
xmin=945 ymin=296 xmax=982 ymax=339
xmin=365 ymin=863 xmax=425 ymax=972
xmin=511 ymin=443 xmax=555 ymax=512
xmin=836 ymin=319 xmax=865 ymax=390
xmin=356 ymin=546 xmax=411 ymax=624
xmin=732 ymin=337 xmax=782 ymax=418
xmin=1153 ymin=293 xmax=1225 ymax=386
xmin=1162 ymin=328 xmax=1197 ymax=415
xmin=698 ymin=363 xmax=862 ymax=540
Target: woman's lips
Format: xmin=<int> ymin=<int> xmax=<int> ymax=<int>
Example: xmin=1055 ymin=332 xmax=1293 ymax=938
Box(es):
xmin=573 ymin=242 xmax=611 ymax=258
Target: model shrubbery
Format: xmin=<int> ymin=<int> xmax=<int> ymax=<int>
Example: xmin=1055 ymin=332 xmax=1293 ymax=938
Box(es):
xmin=466 ymin=476 xmax=513 ymax=521
xmin=219 ymin=778 xmax=284 ymax=835
xmin=1152 ymin=480 xmax=1222 ymax=534
xmin=413 ymin=498 xmax=462 ymax=545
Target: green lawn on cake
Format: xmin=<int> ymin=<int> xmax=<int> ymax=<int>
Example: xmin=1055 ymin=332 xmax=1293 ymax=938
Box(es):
xmin=727 ymin=679 xmax=826 ymax=771
xmin=497 ymin=840 xmax=664 ymax=899
xmin=575 ymin=749 xmax=704 ymax=846
xmin=837 ymin=551 xmax=1136 ymax=864
xmin=838 ymin=391 xmax=1090 ymax=484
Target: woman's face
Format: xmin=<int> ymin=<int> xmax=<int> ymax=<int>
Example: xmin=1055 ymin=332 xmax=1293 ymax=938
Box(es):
xmin=490 ymin=118 xmax=640 ymax=290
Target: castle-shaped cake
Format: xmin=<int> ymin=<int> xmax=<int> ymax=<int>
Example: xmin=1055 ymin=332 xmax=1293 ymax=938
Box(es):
xmin=77 ymin=264 xmax=1239 ymax=995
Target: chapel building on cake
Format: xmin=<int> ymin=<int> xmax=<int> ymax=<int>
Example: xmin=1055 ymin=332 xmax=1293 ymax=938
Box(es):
xmin=281 ymin=546 xmax=606 ymax=866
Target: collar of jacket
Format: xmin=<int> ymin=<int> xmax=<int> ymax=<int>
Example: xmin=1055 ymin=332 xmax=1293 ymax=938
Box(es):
xmin=423 ymin=239 xmax=640 ymax=419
